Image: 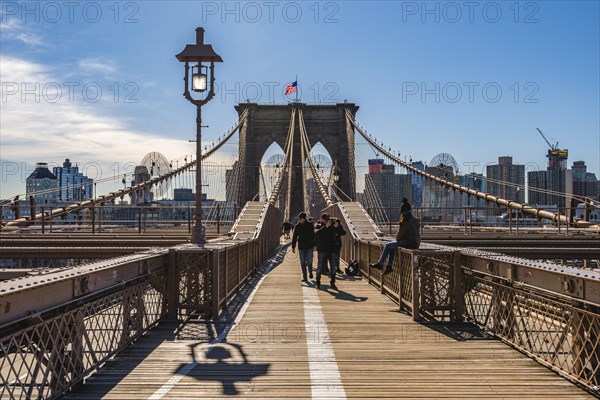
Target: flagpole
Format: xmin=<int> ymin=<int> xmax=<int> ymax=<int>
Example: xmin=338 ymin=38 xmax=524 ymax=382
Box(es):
xmin=295 ymin=74 xmax=298 ymax=102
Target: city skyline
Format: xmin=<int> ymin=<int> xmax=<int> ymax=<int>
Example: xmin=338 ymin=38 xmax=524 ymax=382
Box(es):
xmin=4 ymin=151 xmax=599 ymax=204
xmin=1 ymin=1 xmax=599 ymax=199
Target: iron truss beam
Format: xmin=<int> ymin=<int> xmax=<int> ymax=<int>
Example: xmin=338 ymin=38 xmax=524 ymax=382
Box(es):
xmin=0 ymin=249 xmax=169 ymax=325
xmin=0 ymin=247 xmax=150 ymax=258
xmin=440 ymin=245 xmax=600 ymax=304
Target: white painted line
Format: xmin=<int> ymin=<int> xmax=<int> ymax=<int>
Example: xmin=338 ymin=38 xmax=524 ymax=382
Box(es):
xmin=148 ymin=251 xmax=281 ymax=400
xmin=7 ymin=374 xmax=28 ymax=386
xmin=147 ymin=362 xmax=197 ymax=400
xmin=303 ymin=285 xmax=347 ymax=399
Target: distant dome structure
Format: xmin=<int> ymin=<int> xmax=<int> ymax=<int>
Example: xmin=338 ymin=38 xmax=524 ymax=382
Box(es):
xmin=429 ymin=153 xmax=460 ymax=176
xmin=310 ymin=154 xmax=332 ymax=171
xmin=264 ymin=154 xmax=284 ymax=167
xmin=141 ymin=151 xmax=172 ymax=197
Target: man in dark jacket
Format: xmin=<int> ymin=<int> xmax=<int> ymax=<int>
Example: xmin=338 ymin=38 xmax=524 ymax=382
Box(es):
xmin=314 ymin=213 xmax=338 ymax=290
xmin=332 ymin=217 xmax=346 ymax=275
xmin=370 ymin=211 xmax=421 ymax=275
xmin=291 ymin=212 xmax=315 ymax=282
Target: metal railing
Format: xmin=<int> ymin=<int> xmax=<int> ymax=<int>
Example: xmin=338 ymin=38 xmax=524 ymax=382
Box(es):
xmin=363 ymin=206 xmax=592 ymax=234
xmin=463 ymin=271 xmax=599 ymax=391
xmin=1 ymin=274 xmax=167 ymax=400
xmin=0 ymin=205 xmax=239 ymax=235
xmin=347 ymin=237 xmax=599 ymax=393
xmin=0 ymin=203 xmax=281 ymax=399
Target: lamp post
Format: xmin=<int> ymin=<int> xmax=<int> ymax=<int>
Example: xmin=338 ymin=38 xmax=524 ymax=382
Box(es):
xmin=176 ymin=27 xmax=223 ymax=245
xmin=333 ymin=166 xmax=340 ymax=184
xmin=332 ymin=165 xmax=340 ymax=200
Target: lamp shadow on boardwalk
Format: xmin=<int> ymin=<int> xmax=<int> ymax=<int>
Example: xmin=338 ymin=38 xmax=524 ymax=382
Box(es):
xmin=182 ymin=342 xmax=270 ymax=396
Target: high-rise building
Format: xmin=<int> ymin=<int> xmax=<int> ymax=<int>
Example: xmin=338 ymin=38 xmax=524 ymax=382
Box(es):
xmin=486 ymin=156 xmax=525 ymax=208
xmin=174 ymin=188 xmax=195 ymax=202
xmin=131 ymin=166 xmax=153 ymax=205
xmin=571 ymin=161 xmax=598 ymax=203
xmin=368 ymin=159 xmax=383 ymax=173
xmin=409 ymin=161 xmax=425 ymax=208
xmin=26 ymin=163 xmax=58 ymax=206
xmin=459 ymin=173 xmax=486 ymax=207
xmin=366 ymin=159 xmax=412 ymax=221
xmin=52 ymin=158 xmax=94 ymax=202
xmin=527 ymin=143 xmax=574 ymax=208
xmin=528 ymin=169 xmax=573 ymax=208
xmin=421 ymin=164 xmax=461 ymax=222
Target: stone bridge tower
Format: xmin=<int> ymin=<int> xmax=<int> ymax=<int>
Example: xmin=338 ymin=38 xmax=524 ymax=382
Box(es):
xmin=234 ymin=102 xmax=359 ymax=219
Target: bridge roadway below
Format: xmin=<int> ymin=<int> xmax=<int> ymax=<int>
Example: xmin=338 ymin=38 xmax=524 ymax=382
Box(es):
xmin=63 ymin=245 xmax=592 ymax=399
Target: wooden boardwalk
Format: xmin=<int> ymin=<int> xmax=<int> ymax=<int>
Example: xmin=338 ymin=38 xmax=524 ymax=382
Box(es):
xmin=64 ymin=246 xmax=592 ymax=399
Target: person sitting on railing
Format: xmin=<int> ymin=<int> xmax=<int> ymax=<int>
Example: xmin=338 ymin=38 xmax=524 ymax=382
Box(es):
xmin=291 ymin=212 xmax=315 ymax=282
xmin=370 ymin=210 xmax=421 ymax=275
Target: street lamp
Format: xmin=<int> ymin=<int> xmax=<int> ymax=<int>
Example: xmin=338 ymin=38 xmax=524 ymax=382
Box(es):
xmin=333 ymin=167 xmax=341 ymax=184
xmin=176 ymin=27 xmax=223 ymax=245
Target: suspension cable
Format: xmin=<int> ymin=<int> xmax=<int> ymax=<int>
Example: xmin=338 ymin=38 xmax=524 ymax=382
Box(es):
xmin=299 ymin=117 xmax=310 ymax=215
xmin=346 ymin=109 xmax=570 ymax=224
xmin=269 ymin=108 xmax=296 ymax=207
xmin=6 ymin=109 xmax=249 ymax=227
xmin=331 ymin=182 xmax=354 ymax=202
xmin=298 ymin=109 xmax=333 ymax=207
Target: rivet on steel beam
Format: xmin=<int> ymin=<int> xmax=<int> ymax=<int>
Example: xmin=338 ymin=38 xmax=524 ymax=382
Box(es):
xmin=80 ymin=277 xmax=90 ymax=294
xmin=563 ymin=279 xmax=574 ymax=293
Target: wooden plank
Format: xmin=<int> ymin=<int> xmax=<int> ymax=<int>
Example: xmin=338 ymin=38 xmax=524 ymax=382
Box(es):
xmin=64 ymin=248 xmax=593 ymax=399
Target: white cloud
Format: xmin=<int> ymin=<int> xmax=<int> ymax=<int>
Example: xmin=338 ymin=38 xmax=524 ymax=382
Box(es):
xmin=0 ymin=19 xmax=43 ymax=46
xmin=0 ymin=18 xmax=20 ymax=31
xmin=78 ymin=58 xmax=118 ymax=76
xmin=14 ymin=32 xmax=43 ymax=46
xmin=0 ymin=55 xmax=196 ymax=197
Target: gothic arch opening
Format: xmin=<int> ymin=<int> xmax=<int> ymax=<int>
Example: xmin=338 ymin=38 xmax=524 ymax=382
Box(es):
xmin=259 ymin=142 xmax=285 ymax=202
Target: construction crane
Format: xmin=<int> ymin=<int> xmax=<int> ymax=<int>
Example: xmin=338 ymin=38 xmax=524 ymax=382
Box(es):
xmin=536 ymin=128 xmax=568 ymax=169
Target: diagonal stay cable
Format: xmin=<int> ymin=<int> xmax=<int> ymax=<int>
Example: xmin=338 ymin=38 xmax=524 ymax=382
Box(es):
xmin=298 ymin=109 xmax=333 ymax=207
xmin=6 ymin=110 xmax=249 ymax=227
xmin=269 ymin=108 xmax=296 ymax=207
xmin=345 ymin=109 xmax=570 ymax=225
xmin=299 ymin=117 xmax=310 ymax=215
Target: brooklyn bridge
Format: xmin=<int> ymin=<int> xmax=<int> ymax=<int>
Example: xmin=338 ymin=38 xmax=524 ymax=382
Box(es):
xmin=1 ymin=97 xmax=598 ymax=399
xmin=0 ymin=12 xmax=600 ymax=400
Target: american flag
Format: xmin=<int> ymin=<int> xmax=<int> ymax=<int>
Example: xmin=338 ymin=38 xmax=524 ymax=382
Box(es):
xmin=284 ymin=81 xmax=297 ymax=96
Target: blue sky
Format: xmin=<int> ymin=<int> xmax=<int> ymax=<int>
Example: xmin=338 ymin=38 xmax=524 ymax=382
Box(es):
xmin=1 ymin=0 xmax=599 ymax=198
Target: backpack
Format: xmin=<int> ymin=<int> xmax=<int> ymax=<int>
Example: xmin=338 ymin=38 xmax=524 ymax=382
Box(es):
xmin=345 ymin=259 xmax=360 ymax=276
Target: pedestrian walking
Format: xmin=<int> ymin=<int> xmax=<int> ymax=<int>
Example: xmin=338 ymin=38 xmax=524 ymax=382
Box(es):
xmin=314 ymin=213 xmax=338 ymax=290
xmin=282 ymin=221 xmax=292 ymax=239
xmin=332 ymin=217 xmax=346 ymax=275
xmin=291 ymin=212 xmax=315 ymax=282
